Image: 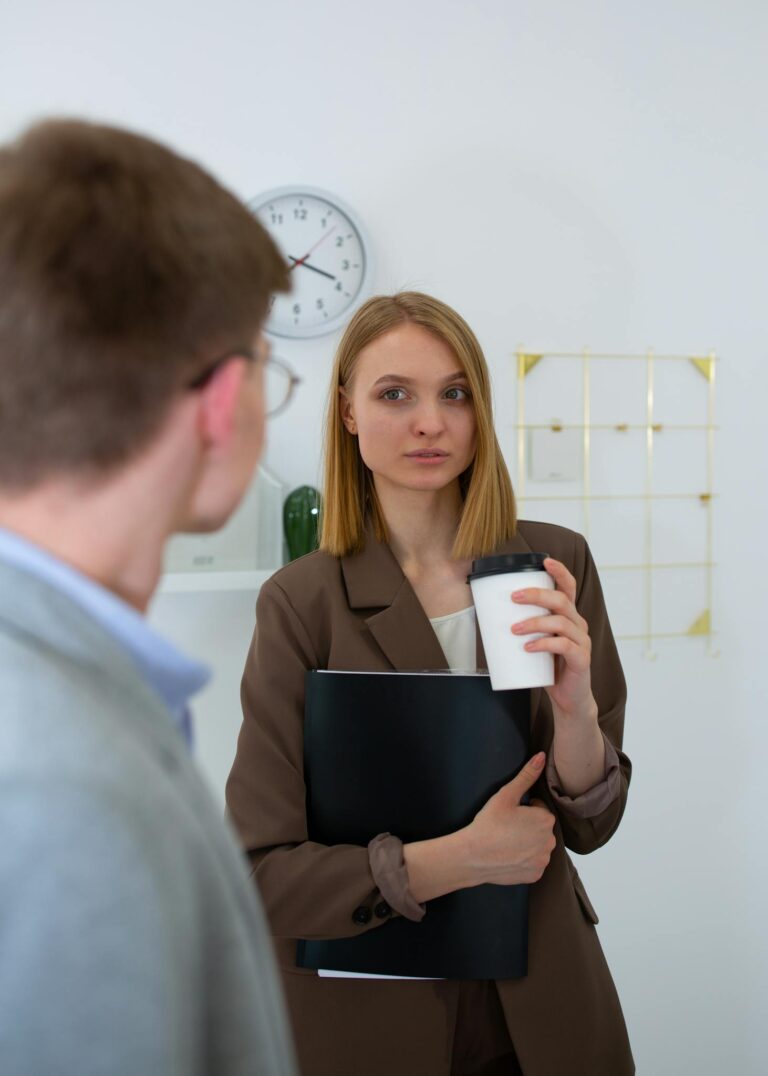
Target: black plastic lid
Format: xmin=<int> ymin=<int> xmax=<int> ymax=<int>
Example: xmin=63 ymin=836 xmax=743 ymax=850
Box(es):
xmin=467 ymin=552 xmax=549 ymax=583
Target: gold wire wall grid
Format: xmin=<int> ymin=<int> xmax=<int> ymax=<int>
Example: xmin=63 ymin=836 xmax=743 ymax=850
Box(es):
xmin=514 ymin=349 xmax=717 ymax=657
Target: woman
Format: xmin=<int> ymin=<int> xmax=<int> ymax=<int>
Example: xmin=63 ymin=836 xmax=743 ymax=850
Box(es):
xmin=226 ymin=292 xmax=634 ymax=1076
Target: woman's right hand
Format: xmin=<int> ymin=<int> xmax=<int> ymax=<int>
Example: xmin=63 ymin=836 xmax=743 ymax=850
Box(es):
xmin=463 ymin=752 xmax=557 ymax=886
xmin=403 ymin=753 xmax=557 ymax=903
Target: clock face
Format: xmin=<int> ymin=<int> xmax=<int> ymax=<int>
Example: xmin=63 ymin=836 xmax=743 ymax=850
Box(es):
xmin=250 ymin=186 xmax=372 ymax=339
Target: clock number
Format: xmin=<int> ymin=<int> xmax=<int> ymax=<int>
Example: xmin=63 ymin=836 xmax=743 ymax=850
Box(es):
xmin=336 ymin=236 xmax=344 ymax=247
xmin=293 ymin=303 xmax=301 ymax=315
xmin=316 ymin=298 xmax=324 ymax=310
xmin=293 ymin=208 xmax=308 ymax=220
xmin=341 ymin=259 xmax=350 ymax=270
xmin=335 ymin=281 xmax=342 ymax=291
xmin=271 ymin=213 xmax=283 ymax=225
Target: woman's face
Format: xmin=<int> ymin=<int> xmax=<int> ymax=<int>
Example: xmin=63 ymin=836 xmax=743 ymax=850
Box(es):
xmin=340 ymin=322 xmax=477 ymax=496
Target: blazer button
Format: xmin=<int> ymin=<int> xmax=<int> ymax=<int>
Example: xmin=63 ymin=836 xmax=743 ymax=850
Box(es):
xmin=352 ymin=905 xmax=372 ymax=925
xmin=374 ymin=901 xmax=391 ymax=919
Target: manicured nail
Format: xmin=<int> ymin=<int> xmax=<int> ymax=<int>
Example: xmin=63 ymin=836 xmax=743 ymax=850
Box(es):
xmin=532 ymin=752 xmax=545 ymax=769
xmin=512 ymin=591 xmax=526 ymax=601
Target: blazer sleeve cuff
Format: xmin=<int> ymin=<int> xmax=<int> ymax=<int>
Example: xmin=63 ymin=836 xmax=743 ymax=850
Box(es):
xmin=546 ymin=733 xmax=622 ymax=819
xmin=368 ymin=833 xmax=426 ymax=922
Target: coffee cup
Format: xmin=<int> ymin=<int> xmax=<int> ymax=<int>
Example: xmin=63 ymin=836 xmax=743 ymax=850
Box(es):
xmin=468 ymin=553 xmax=555 ymax=691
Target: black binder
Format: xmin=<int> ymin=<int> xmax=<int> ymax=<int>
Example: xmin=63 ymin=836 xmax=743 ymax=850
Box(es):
xmin=297 ymin=671 xmax=531 ymax=980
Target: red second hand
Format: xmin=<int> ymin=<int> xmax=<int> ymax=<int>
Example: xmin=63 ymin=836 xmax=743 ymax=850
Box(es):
xmin=289 ymin=223 xmax=338 ymax=271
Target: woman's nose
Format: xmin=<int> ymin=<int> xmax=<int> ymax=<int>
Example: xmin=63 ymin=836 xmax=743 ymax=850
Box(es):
xmin=412 ymin=401 xmax=445 ymax=437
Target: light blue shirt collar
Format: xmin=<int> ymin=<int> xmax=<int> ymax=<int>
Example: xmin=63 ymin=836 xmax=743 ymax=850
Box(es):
xmin=0 ymin=528 xmax=209 ymax=744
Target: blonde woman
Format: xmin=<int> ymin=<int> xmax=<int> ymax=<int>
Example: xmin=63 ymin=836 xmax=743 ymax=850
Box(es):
xmin=227 ymin=293 xmax=634 ymax=1076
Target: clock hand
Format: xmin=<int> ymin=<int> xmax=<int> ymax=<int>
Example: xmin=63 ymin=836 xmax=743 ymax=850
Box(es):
xmin=288 ymin=256 xmax=336 ymax=281
xmin=288 ymin=224 xmax=338 ymax=271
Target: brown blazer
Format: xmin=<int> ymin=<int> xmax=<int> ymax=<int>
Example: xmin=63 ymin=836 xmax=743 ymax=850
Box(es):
xmin=226 ymin=520 xmax=635 ymax=1076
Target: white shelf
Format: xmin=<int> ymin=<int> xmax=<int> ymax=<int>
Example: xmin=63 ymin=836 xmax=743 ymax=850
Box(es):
xmin=158 ymin=568 xmax=279 ymax=594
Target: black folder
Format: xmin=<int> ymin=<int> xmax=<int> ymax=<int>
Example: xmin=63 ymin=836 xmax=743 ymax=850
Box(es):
xmin=297 ymin=671 xmax=531 ymax=980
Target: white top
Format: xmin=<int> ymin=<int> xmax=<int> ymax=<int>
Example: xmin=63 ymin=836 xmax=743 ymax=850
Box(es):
xmin=429 ymin=605 xmax=477 ymax=672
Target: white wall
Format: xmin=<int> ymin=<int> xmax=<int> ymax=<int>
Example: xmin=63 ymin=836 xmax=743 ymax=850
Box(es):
xmin=4 ymin=3 xmax=767 ymax=1072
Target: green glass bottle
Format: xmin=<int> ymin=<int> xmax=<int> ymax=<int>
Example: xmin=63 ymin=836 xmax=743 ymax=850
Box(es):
xmin=283 ymin=485 xmax=323 ymax=562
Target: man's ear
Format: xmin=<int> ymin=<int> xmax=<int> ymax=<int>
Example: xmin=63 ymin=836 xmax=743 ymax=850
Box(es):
xmin=197 ymin=358 xmax=248 ymax=449
xmin=339 ymin=387 xmax=357 ymax=434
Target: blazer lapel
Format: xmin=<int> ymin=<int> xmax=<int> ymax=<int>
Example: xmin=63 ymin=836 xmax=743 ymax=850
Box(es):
xmin=340 ymin=521 xmax=549 ymax=745
xmin=366 ymin=585 xmax=449 ymax=673
xmin=341 ymin=525 xmax=448 ymax=672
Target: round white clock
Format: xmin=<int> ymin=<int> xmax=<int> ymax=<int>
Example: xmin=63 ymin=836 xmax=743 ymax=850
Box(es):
xmin=250 ymin=185 xmax=373 ymax=339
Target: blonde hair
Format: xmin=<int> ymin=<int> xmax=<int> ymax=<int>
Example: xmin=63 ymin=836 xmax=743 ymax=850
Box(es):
xmin=320 ymin=292 xmax=517 ymax=559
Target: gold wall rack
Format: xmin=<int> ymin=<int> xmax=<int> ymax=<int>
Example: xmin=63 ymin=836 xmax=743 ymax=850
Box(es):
xmin=514 ymin=348 xmax=717 ymax=657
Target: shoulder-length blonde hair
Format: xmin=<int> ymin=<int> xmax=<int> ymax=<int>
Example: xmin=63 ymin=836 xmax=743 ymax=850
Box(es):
xmin=320 ymin=291 xmax=517 ymax=559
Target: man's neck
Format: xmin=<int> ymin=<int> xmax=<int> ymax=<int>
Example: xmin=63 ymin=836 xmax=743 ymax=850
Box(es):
xmin=0 ymin=440 xmax=198 ymax=613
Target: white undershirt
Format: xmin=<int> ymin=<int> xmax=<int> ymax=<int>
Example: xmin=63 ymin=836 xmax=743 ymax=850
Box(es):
xmin=429 ymin=604 xmax=477 ymax=672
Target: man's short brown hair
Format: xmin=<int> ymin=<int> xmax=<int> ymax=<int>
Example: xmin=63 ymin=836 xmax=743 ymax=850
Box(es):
xmin=0 ymin=119 xmax=289 ymax=488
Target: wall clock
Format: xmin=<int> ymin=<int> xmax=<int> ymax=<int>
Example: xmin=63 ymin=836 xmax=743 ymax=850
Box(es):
xmin=250 ymin=185 xmax=373 ymax=339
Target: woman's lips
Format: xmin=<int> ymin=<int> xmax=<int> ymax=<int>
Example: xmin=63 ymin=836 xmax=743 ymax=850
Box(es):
xmin=405 ymin=450 xmax=449 ymax=463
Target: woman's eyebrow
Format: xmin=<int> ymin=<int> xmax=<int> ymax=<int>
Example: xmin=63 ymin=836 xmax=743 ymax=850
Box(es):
xmin=372 ymin=371 xmax=468 ymax=387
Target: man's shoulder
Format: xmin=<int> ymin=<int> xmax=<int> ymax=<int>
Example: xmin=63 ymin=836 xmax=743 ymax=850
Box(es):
xmin=1 ymin=772 xmax=169 ymax=855
xmin=0 ymin=730 xmax=249 ymax=925
xmin=0 ymin=628 xmax=167 ymax=783
xmin=0 ymin=560 xmax=164 ymax=732
xmin=0 ymin=770 xmax=292 ymax=1069
xmin=0 ymin=631 xmax=212 ymax=877
xmin=0 ymin=772 xmax=199 ymax=940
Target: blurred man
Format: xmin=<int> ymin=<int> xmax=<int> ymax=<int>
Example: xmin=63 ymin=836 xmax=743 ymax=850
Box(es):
xmin=0 ymin=119 xmax=297 ymax=1075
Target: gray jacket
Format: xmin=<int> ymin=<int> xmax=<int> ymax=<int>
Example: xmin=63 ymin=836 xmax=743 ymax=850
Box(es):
xmin=0 ymin=560 xmax=297 ymax=1076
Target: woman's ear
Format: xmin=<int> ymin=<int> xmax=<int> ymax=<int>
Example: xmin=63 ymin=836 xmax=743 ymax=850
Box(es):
xmin=339 ymin=387 xmax=357 ymax=434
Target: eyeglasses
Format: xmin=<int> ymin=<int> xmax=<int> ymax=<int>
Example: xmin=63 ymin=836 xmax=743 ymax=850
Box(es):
xmin=187 ymin=348 xmax=301 ymax=418
xmin=261 ymin=354 xmax=302 ymax=417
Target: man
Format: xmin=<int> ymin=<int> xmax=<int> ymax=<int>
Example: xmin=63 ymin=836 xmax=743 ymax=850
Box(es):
xmin=0 ymin=119 xmax=297 ymax=1075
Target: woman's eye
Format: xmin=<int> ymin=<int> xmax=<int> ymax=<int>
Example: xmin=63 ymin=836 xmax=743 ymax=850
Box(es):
xmin=382 ymin=388 xmax=407 ymax=401
xmin=444 ymin=386 xmax=470 ymax=401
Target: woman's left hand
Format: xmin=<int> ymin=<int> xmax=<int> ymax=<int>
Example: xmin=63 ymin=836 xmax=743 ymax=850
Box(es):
xmin=511 ymin=557 xmax=598 ymax=723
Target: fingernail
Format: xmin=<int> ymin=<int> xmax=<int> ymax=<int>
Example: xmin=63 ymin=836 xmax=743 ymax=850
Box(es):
xmin=512 ymin=591 xmax=525 ymax=601
xmin=532 ymin=752 xmax=545 ymax=769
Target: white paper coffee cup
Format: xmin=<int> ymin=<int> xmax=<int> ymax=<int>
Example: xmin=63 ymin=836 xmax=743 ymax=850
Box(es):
xmin=468 ymin=553 xmax=555 ymax=691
